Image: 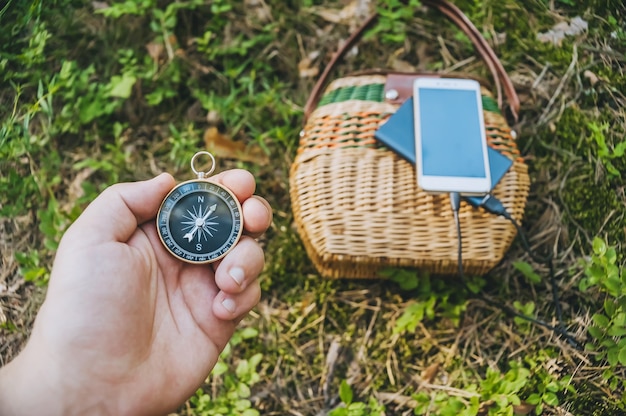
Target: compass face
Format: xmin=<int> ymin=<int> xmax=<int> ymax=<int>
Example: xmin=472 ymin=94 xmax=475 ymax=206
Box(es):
xmin=156 ymin=180 xmax=243 ymax=264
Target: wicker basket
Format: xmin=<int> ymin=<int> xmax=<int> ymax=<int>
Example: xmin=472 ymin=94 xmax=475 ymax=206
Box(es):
xmin=290 ymin=1 xmax=530 ymax=279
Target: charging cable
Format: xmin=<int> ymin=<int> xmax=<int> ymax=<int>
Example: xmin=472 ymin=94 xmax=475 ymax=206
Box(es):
xmin=449 ymin=192 xmax=582 ymax=349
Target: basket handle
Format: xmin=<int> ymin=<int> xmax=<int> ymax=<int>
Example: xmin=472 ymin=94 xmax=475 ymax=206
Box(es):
xmin=303 ymin=0 xmax=520 ymax=123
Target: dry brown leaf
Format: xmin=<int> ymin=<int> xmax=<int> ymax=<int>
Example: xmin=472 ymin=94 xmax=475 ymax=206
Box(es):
xmin=419 ymin=362 xmax=440 ymax=384
xmin=298 ymin=50 xmax=321 ymax=78
xmin=244 ymin=0 xmax=272 ymax=24
xmin=146 ymin=41 xmax=164 ymax=63
xmin=387 ymin=48 xmax=416 ymax=72
xmin=91 ymin=1 xmax=108 ymax=10
xmin=388 ymin=57 xmax=415 ymax=72
xmin=537 ymin=16 xmax=588 ymax=46
xmin=513 ymin=402 xmax=536 ymax=415
xmin=63 ymin=168 xmax=95 ymax=212
xmin=310 ymin=0 xmax=373 ymax=28
xmin=584 ymin=69 xmax=600 ymax=86
xmin=310 ymin=7 xmax=346 ymax=24
xmin=203 ymin=126 xmax=246 ymax=154
xmin=478 ymin=399 xmax=495 ymax=415
xmin=203 ymin=127 xmax=268 ymax=165
xmin=206 ymin=110 xmax=221 ymax=125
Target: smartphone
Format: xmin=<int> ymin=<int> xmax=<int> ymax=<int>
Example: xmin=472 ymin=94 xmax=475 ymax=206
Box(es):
xmin=413 ymin=78 xmax=491 ymax=195
xmin=374 ymin=97 xmax=513 ymax=207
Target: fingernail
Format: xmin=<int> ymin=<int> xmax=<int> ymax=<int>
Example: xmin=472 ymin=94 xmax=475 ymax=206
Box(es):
xmin=229 ymin=267 xmax=245 ymax=286
xmin=222 ymin=298 xmax=236 ymax=313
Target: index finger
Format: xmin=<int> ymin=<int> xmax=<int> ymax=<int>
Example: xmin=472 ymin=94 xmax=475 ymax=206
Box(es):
xmin=208 ymin=169 xmax=256 ymax=202
xmin=209 ymin=170 xmax=272 ymax=237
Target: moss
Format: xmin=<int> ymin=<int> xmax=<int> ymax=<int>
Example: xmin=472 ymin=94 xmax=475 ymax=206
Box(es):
xmin=261 ymin=226 xmax=314 ymax=292
xmin=528 ymin=106 xmax=625 ymax=246
xmin=561 ymin=167 xmax=624 ymax=242
xmin=566 ymin=382 xmax=626 ymax=415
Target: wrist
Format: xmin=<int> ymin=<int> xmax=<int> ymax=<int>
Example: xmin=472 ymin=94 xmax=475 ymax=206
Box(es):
xmin=0 ymin=341 xmax=110 ymax=415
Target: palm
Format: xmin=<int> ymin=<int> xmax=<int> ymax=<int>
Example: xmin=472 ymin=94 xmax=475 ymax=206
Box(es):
xmin=35 ymin=222 xmax=234 ymax=414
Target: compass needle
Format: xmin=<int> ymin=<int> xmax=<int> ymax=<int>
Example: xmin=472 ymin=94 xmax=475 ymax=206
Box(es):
xmin=183 ymin=225 xmax=198 ymax=242
xmin=202 ymin=204 xmax=217 ymax=221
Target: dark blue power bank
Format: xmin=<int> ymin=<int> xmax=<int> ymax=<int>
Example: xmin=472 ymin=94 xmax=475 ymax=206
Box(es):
xmin=374 ymin=97 xmax=513 ymax=206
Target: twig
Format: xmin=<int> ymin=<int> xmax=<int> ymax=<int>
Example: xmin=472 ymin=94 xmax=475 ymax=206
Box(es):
xmin=538 ymin=44 xmax=579 ymax=126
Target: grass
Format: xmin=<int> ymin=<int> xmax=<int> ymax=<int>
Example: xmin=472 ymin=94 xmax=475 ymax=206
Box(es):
xmin=1 ymin=0 xmax=626 ymax=414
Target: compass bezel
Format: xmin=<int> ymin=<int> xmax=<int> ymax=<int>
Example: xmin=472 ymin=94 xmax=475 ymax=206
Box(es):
xmin=156 ymin=179 xmax=243 ymax=264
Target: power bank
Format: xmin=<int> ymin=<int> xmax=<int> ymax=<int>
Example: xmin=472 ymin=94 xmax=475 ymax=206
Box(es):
xmin=375 ymin=97 xmax=418 ymax=164
xmin=374 ymin=97 xmax=513 ymax=205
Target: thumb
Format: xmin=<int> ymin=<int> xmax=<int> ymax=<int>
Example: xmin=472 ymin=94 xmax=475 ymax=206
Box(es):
xmin=64 ymin=173 xmax=176 ymax=245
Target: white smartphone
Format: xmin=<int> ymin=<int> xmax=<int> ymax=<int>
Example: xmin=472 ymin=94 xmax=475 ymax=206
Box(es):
xmin=413 ymin=77 xmax=491 ymax=196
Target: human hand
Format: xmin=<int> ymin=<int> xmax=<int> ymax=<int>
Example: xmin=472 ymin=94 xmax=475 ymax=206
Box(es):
xmin=0 ymin=170 xmax=272 ymax=416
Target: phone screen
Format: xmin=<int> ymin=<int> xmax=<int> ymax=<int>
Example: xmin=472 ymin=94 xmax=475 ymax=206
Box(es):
xmin=417 ymin=88 xmax=487 ymax=178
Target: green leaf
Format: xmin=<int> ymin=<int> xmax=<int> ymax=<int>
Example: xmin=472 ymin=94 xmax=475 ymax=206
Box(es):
xmin=240 ymin=327 xmax=259 ymax=339
xmin=619 ymin=346 xmax=626 ymax=366
xmin=602 ymin=338 xmax=617 ymax=348
xmin=388 ymin=268 xmax=419 ymax=290
xmin=604 ymin=300 xmax=617 ymax=317
xmin=424 ymin=296 xmax=437 ymax=320
xmin=23 ymin=267 xmax=47 ymax=282
xmin=607 ymin=347 xmax=619 ymax=366
xmin=607 ymin=264 xmax=620 ymax=280
xmin=347 ymin=402 xmax=366 ymax=411
xmin=235 ymin=398 xmax=253 ymax=410
xmin=546 ymin=381 xmax=560 ymax=392
xmin=607 ymin=325 xmax=626 ymax=337
xmin=235 ymin=359 xmax=250 ymax=378
xmin=513 ymin=261 xmax=542 ymax=284
xmin=109 ymin=73 xmax=136 ymax=98
xmin=513 ymin=300 xmax=535 ymax=316
xmin=602 ymin=369 xmax=614 ymax=380
xmin=237 ymin=382 xmax=251 ymax=399
xmin=211 ymin=361 xmax=228 ymax=376
xmin=613 ymin=312 xmax=626 ymax=326
xmin=606 ymin=247 xmax=617 ymax=264
xmin=592 ymin=313 xmax=610 ymax=328
xmin=593 ymin=237 xmax=607 ymax=256
xmin=585 ymin=264 xmax=604 ymax=285
xmin=614 ymin=141 xmax=626 ymax=157
xmin=579 ymin=277 xmax=590 ymax=292
xmin=604 ymin=277 xmax=622 ymax=297
xmin=328 ymin=408 xmax=347 ymax=416
xmin=339 ymin=380 xmax=353 ymax=405
xmin=543 ymin=392 xmax=559 ymax=406
xmin=585 ymin=342 xmax=597 ymax=351
xmin=606 ymin=162 xmax=621 ymax=178
xmin=393 ymin=302 xmax=425 ymax=334
xmin=465 ymin=277 xmax=485 ymax=294
xmin=250 ymin=353 xmax=263 ymax=368
xmin=526 ymin=393 xmax=541 ymax=405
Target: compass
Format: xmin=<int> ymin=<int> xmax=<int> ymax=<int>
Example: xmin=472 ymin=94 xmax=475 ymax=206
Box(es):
xmin=156 ymin=152 xmax=243 ymax=264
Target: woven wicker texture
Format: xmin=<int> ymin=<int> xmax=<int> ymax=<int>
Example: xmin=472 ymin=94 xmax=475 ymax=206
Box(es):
xmin=290 ymin=75 xmax=530 ymax=279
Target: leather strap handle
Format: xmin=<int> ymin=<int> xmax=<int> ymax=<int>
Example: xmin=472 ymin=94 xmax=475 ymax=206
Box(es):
xmin=303 ymin=0 xmax=520 ymax=122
